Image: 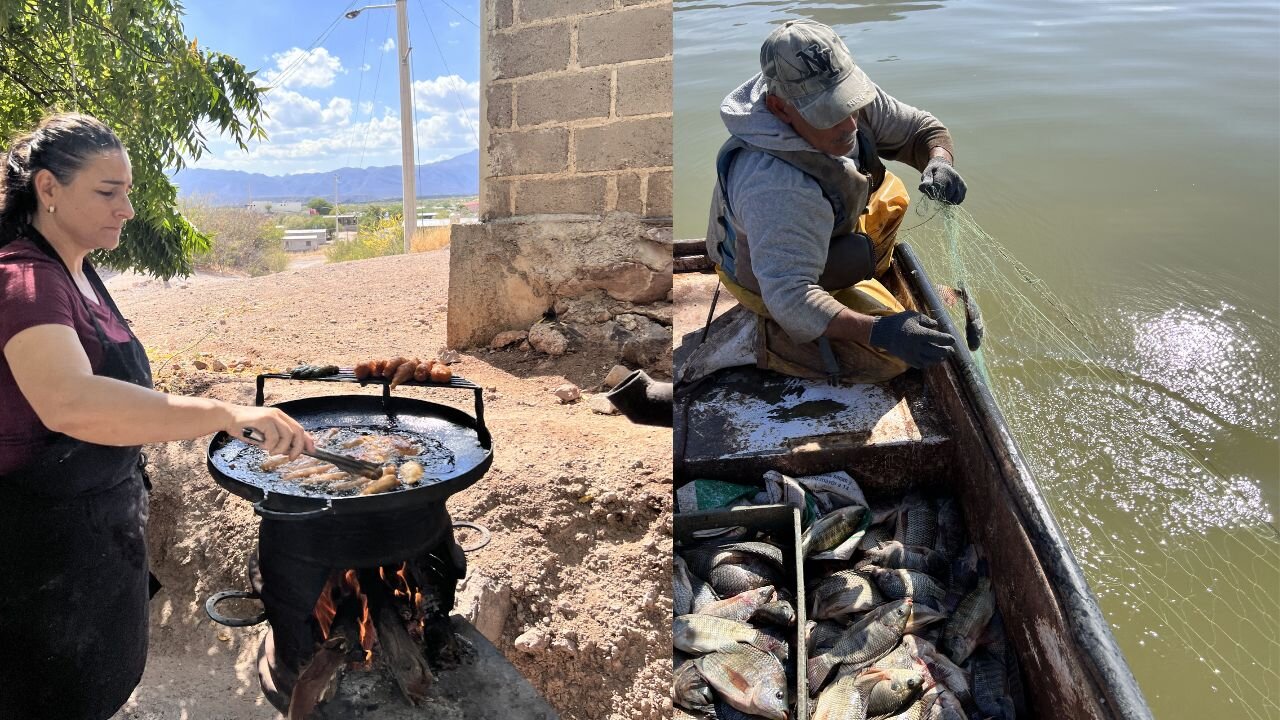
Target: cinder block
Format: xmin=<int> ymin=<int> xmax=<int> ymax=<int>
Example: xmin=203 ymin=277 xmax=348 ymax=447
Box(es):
xmin=646 ymin=170 xmax=672 ymax=217
xmin=492 ymin=0 xmax=514 ymax=29
xmin=616 ymin=173 xmax=643 ymax=214
xmin=578 ymin=5 xmax=672 ymax=67
xmin=616 ymin=60 xmax=672 ymax=117
xmin=490 ymin=128 xmax=569 ymax=176
xmin=493 ymin=23 xmax=570 ymax=79
xmin=575 ymin=117 xmax=672 ymax=172
xmin=516 ymin=70 xmax=611 ymax=126
xmin=515 ymin=176 xmax=608 ymax=215
xmin=483 ymin=178 xmax=513 ymax=220
xmin=519 ymin=0 xmax=611 ymax=23
xmin=488 ymin=83 xmax=513 ymax=129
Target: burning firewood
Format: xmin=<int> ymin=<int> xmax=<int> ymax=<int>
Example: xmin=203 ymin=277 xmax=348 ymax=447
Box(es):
xmin=374 ymin=594 xmax=434 ymax=705
xmin=287 ymin=635 xmax=347 ymax=720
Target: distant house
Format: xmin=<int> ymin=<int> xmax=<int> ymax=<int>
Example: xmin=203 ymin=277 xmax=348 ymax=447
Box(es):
xmin=248 ymin=200 xmax=304 ymax=214
xmin=334 ymin=213 xmax=359 ymax=235
xmin=282 ymin=228 xmax=328 ymax=252
xmin=333 ymin=213 xmax=359 ymax=242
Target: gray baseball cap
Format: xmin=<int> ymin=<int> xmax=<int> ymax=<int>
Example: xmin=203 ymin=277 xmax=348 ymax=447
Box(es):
xmin=760 ymin=20 xmax=876 ymax=129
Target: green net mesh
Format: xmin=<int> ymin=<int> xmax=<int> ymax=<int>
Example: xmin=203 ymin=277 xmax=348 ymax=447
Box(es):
xmin=903 ymin=199 xmax=1280 ymax=717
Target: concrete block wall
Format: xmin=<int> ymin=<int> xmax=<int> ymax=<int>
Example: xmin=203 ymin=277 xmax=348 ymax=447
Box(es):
xmin=481 ymin=0 xmax=672 ymax=219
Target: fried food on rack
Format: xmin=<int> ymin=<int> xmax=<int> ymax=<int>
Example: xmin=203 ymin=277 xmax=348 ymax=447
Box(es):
xmin=354 ymin=362 xmax=373 ymax=381
xmin=413 ymin=360 xmax=432 ymax=382
xmin=390 ymin=359 xmax=418 ymax=390
xmin=382 ymin=356 xmax=408 ymax=379
xmin=429 ymin=363 xmax=452 ymax=383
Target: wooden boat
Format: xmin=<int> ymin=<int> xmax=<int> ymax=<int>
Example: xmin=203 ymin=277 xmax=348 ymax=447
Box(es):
xmin=673 ymin=241 xmax=1153 ymax=720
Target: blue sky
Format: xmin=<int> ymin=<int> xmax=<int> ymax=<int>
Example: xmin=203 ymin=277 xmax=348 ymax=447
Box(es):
xmin=181 ymin=0 xmax=479 ymax=175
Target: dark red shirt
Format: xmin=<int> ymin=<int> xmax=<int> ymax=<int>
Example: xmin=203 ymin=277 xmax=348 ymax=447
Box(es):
xmin=0 ymin=238 xmax=134 ymax=475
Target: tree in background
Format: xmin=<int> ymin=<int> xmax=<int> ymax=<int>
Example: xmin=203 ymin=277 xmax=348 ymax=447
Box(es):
xmin=0 ymin=0 xmax=266 ymax=279
xmin=307 ymin=197 xmax=333 ymax=216
xmin=181 ymin=198 xmax=286 ymax=277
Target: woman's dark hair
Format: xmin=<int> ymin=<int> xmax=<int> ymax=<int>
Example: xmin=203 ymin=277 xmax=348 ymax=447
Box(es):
xmin=0 ymin=113 xmax=125 ymax=241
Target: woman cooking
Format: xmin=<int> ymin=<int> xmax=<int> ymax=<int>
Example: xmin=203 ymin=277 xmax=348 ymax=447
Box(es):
xmin=0 ymin=113 xmax=315 ymax=719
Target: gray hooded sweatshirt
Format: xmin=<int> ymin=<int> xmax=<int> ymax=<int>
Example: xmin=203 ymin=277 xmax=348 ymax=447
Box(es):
xmin=707 ymin=73 xmax=951 ymax=343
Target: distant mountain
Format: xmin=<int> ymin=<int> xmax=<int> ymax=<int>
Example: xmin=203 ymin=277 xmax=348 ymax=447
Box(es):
xmin=173 ymin=150 xmax=479 ymax=206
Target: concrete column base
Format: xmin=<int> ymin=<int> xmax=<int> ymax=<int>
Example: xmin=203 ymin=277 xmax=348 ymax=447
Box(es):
xmin=447 ymin=214 xmax=673 ymax=353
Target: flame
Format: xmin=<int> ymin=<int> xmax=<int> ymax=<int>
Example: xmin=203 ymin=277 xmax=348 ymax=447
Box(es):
xmin=315 ymin=579 xmax=339 ymax=639
xmin=311 ymin=562 xmax=429 ymax=664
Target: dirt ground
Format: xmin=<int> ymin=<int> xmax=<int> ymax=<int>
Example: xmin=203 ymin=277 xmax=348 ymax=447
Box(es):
xmin=104 ymin=247 xmax=673 ymax=720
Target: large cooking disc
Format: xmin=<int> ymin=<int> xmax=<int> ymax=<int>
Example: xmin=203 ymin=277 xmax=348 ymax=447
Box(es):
xmin=208 ymin=393 xmax=492 ymax=516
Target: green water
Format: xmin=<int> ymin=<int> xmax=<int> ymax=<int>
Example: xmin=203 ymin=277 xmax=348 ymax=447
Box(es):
xmin=673 ymin=0 xmax=1280 ymax=716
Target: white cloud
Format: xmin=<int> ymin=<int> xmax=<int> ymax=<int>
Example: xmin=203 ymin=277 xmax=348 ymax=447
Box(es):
xmin=186 ymin=77 xmax=480 ymax=174
xmin=449 ymin=21 xmax=460 ymax=28
xmin=381 ymin=38 xmax=395 ymax=52
xmin=361 ymin=63 xmax=372 ymax=72
xmin=412 ymin=74 xmax=479 ymax=114
xmin=260 ymin=90 xmax=353 ymax=135
xmin=261 ymin=47 xmax=346 ymax=89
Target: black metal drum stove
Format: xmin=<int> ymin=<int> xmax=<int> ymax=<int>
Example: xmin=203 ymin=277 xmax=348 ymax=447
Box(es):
xmin=204 ymin=371 xmax=493 ymax=711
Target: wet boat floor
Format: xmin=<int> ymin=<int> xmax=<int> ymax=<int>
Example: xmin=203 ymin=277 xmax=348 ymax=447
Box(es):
xmin=675 ymin=274 xmax=950 ymax=487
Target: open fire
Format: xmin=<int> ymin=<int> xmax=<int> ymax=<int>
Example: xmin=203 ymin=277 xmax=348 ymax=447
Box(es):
xmin=280 ymin=556 xmax=459 ymax=718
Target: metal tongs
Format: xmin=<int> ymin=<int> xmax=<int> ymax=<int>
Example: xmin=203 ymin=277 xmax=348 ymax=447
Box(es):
xmin=241 ymin=428 xmax=384 ymax=479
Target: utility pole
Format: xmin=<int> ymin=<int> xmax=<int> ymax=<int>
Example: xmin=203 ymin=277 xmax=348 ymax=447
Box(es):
xmin=346 ymin=1 xmax=416 ymax=253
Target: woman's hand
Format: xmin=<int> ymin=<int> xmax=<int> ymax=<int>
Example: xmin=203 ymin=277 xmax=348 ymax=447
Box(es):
xmin=226 ymin=405 xmax=315 ymax=459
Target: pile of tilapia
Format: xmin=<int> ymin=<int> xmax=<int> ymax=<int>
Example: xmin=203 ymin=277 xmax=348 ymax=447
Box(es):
xmin=673 ymin=492 xmax=1025 ymax=720
xmin=674 ymin=532 xmax=796 ymax=720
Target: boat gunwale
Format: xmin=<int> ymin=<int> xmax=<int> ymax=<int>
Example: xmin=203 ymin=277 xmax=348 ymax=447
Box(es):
xmin=895 ymin=241 xmax=1153 ymax=720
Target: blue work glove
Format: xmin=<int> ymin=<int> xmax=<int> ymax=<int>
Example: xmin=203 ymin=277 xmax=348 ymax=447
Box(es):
xmin=919 ymin=157 xmax=967 ymax=205
xmin=869 ymin=311 xmax=956 ymax=368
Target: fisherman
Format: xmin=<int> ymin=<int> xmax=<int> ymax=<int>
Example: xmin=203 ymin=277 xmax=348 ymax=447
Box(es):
xmin=693 ymin=19 xmax=968 ymax=384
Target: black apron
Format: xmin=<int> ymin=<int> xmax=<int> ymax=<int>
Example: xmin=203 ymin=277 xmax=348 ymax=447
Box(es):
xmin=0 ymin=231 xmax=157 ymax=720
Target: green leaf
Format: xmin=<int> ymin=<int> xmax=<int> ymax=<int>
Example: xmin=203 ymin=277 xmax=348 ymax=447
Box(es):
xmin=0 ymin=0 xmax=266 ymax=276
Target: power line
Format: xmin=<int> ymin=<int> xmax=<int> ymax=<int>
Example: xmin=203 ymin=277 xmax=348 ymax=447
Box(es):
xmin=344 ymin=10 xmax=374 ymax=170
xmin=415 ymin=0 xmax=479 ymax=147
xmin=437 ymin=0 xmax=479 ymax=29
xmin=262 ymin=1 xmax=361 ymax=95
xmin=360 ymin=12 xmax=394 ymax=169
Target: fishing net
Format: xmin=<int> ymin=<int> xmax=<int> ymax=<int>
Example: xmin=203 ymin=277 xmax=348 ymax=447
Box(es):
xmin=901 ymin=199 xmax=1280 ymax=718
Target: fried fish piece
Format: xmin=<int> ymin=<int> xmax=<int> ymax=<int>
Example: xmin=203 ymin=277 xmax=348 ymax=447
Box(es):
xmin=414 ymin=360 xmax=433 ymax=382
xmin=399 ymin=461 xmax=425 ymax=485
xmin=283 ymin=464 xmax=338 ymax=480
xmin=389 ymin=360 xmax=418 ymax=390
xmin=382 ymin=356 xmax=408 ymax=379
xmin=299 ymin=471 xmax=348 ymax=485
xmin=360 ymin=473 xmax=402 ymax=495
xmin=429 ymin=362 xmax=452 ymax=383
xmin=354 ymin=362 xmax=372 ymax=382
xmin=260 ymin=455 xmax=291 ymax=472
